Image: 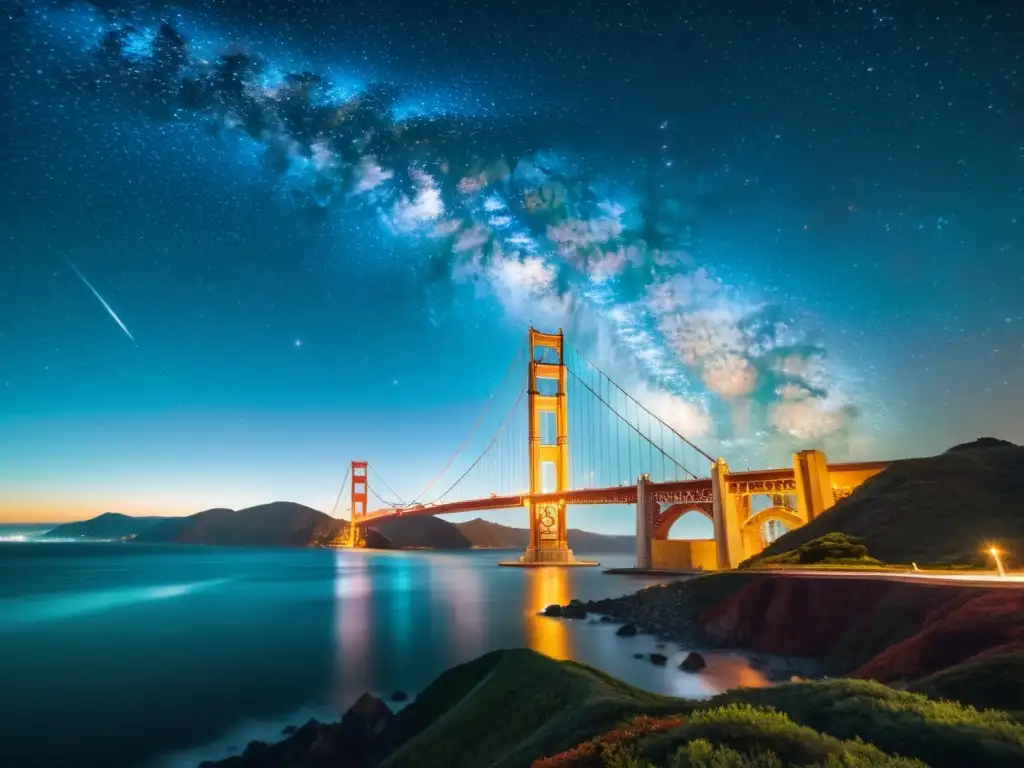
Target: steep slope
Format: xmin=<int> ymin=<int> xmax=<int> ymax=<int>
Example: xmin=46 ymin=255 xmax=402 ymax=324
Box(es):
xmin=366 ymin=516 xmax=471 ymax=549
xmin=751 ymin=438 xmax=1024 ymax=565
xmin=44 ymin=512 xmax=170 ymax=539
xmin=207 ymin=649 xmax=1024 ymax=768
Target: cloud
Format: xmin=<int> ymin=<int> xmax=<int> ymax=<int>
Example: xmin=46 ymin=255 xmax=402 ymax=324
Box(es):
xmin=702 ymin=354 xmax=757 ymax=398
xmin=44 ymin=8 xmax=864 ymax=457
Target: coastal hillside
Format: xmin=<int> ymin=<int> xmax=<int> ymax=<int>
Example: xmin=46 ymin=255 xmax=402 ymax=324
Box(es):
xmin=43 ymin=511 xmax=170 ymax=540
xmin=455 ymin=518 xmax=636 ymax=553
xmin=207 ymin=648 xmax=1024 ymax=768
xmin=46 ymin=503 xmax=346 ymax=547
xmin=750 ymin=437 xmax=1024 ymax=566
xmin=366 ymin=516 xmax=472 ymax=549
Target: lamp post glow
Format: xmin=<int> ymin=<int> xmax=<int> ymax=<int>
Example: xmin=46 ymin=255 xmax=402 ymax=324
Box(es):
xmin=987 ymin=546 xmax=1006 ymax=578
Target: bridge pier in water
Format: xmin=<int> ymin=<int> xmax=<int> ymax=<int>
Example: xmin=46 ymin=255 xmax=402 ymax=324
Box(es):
xmin=501 ymin=327 xmax=597 ymax=567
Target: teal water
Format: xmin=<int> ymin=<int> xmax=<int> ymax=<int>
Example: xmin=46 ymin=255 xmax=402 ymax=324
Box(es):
xmin=0 ymin=532 xmax=768 ymax=768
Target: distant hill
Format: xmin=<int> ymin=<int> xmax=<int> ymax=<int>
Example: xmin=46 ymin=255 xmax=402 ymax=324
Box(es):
xmin=455 ymin=518 xmax=635 ymax=553
xmin=45 ymin=505 xmax=636 ymax=552
xmin=366 ymin=516 xmax=472 ymax=549
xmin=43 ymin=512 xmax=168 ymax=540
xmin=749 ymin=438 xmax=1024 ymax=566
xmin=46 ymin=503 xmax=346 ymax=548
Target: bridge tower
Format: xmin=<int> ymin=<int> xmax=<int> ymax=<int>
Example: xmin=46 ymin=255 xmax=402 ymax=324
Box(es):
xmin=519 ymin=327 xmax=577 ymax=564
xmin=347 ymin=460 xmax=368 ymax=547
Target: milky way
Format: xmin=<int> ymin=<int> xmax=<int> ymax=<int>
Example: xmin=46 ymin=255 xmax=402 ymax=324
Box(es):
xmin=10 ymin=0 xmax=949 ymax=458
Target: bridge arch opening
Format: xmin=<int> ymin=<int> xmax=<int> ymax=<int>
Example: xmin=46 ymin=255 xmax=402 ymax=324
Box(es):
xmin=665 ymin=510 xmax=714 ymax=541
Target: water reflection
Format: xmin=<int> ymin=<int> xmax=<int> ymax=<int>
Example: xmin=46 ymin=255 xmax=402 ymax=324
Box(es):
xmin=523 ymin=567 xmax=571 ymax=660
xmin=439 ymin=553 xmax=486 ymax=657
xmin=333 ymin=551 xmax=372 ymax=708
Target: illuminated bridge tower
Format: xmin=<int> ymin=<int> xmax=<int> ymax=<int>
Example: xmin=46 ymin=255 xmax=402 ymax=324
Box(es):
xmin=347 ymin=460 xmax=368 ymax=547
xmin=514 ymin=327 xmax=585 ymax=565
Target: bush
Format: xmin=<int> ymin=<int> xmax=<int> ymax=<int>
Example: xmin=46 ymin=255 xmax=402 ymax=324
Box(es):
xmin=711 ymin=678 xmax=1024 ymax=766
xmin=742 ymin=533 xmax=882 ymax=568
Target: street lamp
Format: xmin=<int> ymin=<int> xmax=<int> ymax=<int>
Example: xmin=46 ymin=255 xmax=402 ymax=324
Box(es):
xmin=986 ymin=546 xmax=1006 ymax=578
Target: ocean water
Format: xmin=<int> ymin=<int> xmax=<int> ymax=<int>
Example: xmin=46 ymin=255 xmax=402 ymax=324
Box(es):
xmin=0 ymin=530 xmax=768 ymax=767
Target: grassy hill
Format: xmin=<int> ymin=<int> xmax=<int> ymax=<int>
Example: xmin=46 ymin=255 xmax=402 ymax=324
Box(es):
xmin=208 ymin=648 xmax=1024 ymax=768
xmin=750 ymin=438 xmax=1024 ymax=566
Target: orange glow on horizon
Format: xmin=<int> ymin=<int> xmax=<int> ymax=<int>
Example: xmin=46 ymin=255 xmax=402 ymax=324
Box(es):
xmin=0 ymin=492 xmax=253 ymax=524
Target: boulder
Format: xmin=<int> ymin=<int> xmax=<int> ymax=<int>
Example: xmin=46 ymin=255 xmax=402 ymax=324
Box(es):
xmin=650 ymin=653 xmax=668 ymax=666
xmin=680 ymin=652 xmax=707 ymax=672
xmin=543 ymin=604 xmax=563 ymax=617
xmin=561 ymin=602 xmax=587 ymax=619
xmin=600 ymin=615 xmax=613 ymax=623
xmin=633 ymin=653 xmax=644 ymax=659
xmin=616 ymin=623 xmax=638 ymax=637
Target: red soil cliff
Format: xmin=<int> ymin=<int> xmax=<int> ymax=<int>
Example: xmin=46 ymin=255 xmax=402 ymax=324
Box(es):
xmin=697 ymin=575 xmax=1024 ymax=681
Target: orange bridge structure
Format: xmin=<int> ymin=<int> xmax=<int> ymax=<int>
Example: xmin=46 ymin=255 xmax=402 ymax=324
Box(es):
xmin=335 ymin=327 xmax=890 ymax=570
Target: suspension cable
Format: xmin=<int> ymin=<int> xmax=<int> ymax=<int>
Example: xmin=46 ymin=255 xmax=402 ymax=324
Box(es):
xmin=432 ymin=385 xmax=527 ymax=503
xmin=328 ymin=466 xmax=351 ymax=518
xmin=405 ymin=338 xmax=529 ymax=505
xmin=569 ymin=347 xmax=715 ymax=462
xmin=369 ymin=466 xmax=406 ymax=507
xmin=566 ymin=366 xmax=701 ymax=480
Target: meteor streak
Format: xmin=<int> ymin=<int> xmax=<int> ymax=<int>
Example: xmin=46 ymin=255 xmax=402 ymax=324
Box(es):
xmin=62 ymin=256 xmax=136 ymax=344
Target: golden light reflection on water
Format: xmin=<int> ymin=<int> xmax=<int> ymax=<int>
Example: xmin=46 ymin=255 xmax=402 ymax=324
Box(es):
xmin=523 ymin=567 xmax=571 ymax=660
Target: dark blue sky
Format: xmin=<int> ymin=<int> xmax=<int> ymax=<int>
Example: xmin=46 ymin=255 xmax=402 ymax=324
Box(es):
xmin=1 ymin=0 xmax=1021 ymax=529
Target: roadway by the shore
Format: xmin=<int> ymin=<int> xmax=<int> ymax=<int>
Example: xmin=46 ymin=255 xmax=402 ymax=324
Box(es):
xmin=606 ymin=567 xmax=1024 ymax=588
xmin=765 ymin=568 xmax=1024 ymax=588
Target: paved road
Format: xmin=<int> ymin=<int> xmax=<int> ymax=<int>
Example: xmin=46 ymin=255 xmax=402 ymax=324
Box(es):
xmin=766 ymin=569 xmax=1024 ymax=588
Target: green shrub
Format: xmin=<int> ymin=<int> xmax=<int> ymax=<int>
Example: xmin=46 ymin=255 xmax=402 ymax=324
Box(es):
xmin=712 ymin=678 xmax=1024 ymax=766
xmin=743 ymin=533 xmax=882 ymax=568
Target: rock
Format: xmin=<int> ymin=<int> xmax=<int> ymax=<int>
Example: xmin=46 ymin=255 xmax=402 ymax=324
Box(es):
xmin=543 ymin=604 xmax=563 ymax=617
xmin=281 ymin=725 xmax=297 ymax=735
xmin=650 ymin=653 xmax=668 ymax=666
xmin=633 ymin=653 xmax=644 ymax=659
xmin=343 ymin=693 xmax=392 ymax=737
xmin=680 ymin=652 xmax=707 ymax=672
xmin=600 ymin=615 xmax=613 ymax=623
xmin=616 ymin=623 xmax=638 ymax=637
xmin=561 ymin=602 xmax=587 ymax=619
xmin=390 ymin=690 xmax=408 ymax=703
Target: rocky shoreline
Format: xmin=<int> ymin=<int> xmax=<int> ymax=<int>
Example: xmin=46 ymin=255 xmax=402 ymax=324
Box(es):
xmin=542 ymin=591 xmax=821 ymax=683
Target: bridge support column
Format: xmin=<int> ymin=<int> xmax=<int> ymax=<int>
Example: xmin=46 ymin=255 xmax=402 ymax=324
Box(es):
xmin=503 ymin=327 xmax=596 ymax=566
xmin=711 ymin=458 xmax=745 ymax=569
xmin=793 ymin=449 xmax=832 ymax=521
xmin=348 ymin=460 xmax=368 ymax=547
xmin=635 ymin=474 xmax=653 ymax=570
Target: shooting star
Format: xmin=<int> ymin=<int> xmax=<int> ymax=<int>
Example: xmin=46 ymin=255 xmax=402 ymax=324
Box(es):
xmin=62 ymin=256 xmax=136 ymax=344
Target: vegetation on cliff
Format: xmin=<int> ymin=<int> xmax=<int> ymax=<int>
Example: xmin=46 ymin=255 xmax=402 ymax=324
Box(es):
xmin=209 ymin=649 xmax=1024 ymax=768
xmin=740 ymin=533 xmax=882 ymax=569
xmin=748 ymin=438 xmax=1023 ymax=567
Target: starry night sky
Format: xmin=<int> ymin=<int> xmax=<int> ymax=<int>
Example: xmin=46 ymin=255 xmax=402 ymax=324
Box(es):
xmin=1 ymin=0 xmax=1021 ymax=529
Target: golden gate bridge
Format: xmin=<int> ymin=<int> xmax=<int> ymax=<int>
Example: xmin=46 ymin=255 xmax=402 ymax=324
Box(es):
xmin=329 ymin=327 xmax=890 ymax=570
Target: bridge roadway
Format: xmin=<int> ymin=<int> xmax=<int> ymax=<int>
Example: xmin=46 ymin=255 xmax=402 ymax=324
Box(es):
xmin=356 ymin=461 xmax=891 ymax=524
xmin=358 ymin=478 xmax=716 ymax=524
